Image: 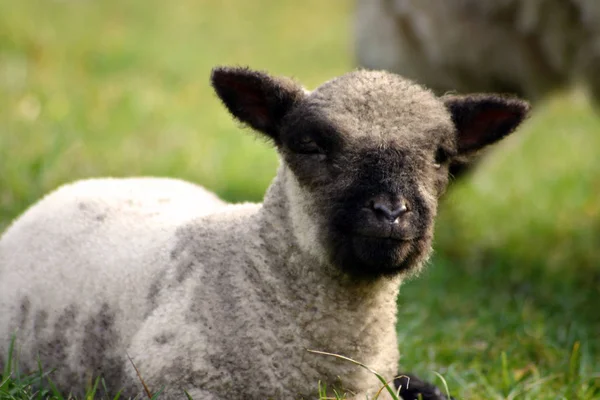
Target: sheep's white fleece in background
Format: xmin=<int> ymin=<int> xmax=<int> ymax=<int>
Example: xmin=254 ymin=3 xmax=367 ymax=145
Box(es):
xmin=356 ymin=0 xmax=600 ymax=100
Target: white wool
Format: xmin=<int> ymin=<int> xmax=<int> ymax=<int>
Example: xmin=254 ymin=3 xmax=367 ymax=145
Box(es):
xmin=0 ymin=173 xmax=400 ymax=399
xmin=282 ymin=167 xmax=329 ymax=265
xmin=0 ymin=178 xmax=226 ymax=393
xmin=1 ymin=66 xmax=528 ymax=399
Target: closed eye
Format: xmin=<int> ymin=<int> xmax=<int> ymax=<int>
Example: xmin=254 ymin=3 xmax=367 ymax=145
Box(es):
xmin=291 ymin=134 xmax=326 ymax=158
xmin=433 ymin=148 xmax=450 ymax=168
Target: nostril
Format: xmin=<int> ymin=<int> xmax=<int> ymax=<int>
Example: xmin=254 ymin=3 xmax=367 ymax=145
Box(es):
xmin=394 ymin=201 xmax=408 ymax=217
xmin=372 ymin=203 xmax=392 ymax=220
xmin=372 ymin=200 xmax=409 ymax=222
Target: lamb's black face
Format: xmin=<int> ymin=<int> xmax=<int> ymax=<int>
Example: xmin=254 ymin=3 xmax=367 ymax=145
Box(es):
xmin=210 ymin=66 xmax=530 ymax=278
xmin=279 ymin=107 xmax=454 ymax=278
xmin=325 ymin=148 xmax=439 ymax=277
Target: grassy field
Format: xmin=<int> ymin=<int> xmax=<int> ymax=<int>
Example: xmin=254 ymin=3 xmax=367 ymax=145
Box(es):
xmin=1 ymin=0 xmax=599 ymax=399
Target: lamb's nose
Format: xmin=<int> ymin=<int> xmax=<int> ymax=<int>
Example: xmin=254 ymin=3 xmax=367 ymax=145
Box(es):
xmin=371 ymin=198 xmax=409 ymax=222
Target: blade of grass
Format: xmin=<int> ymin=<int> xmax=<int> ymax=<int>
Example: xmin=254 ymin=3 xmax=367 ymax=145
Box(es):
xmin=37 ymin=357 xmax=44 ymax=400
xmin=85 ymin=376 xmax=101 ymax=400
xmin=307 ymin=349 xmax=400 ymax=400
xmin=501 ymin=351 xmax=511 ymax=396
xmin=1 ymin=334 xmax=17 ymax=388
xmin=0 ymin=376 xmax=10 ymax=390
xmin=101 ymin=376 xmax=124 ymax=400
xmin=332 ymin=387 xmax=346 ymax=399
xmin=102 ymin=377 xmax=109 ymax=398
xmin=432 ymin=371 xmax=452 ymax=400
xmin=566 ymin=341 xmax=581 ymax=398
xmin=506 ymin=374 xmax=561 ymax=400
xmin=126 ymin=352 xmax=153 ymax=399
xmin=47 ymin=376 xmax=65 ymax=400
xmin=149 ymin=385 xmax=165 ymax=400
xmin=373 ymin=375 xmax=405 ymax=400
xmin=318 ymin=380 xmax=326 ymax=399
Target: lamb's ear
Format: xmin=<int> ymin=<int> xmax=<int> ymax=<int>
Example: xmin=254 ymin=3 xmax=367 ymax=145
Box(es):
xmin=211 ymin=66 xmax=307 ymax=142
xmin=444 ymin=94 xmax=530 ymax=155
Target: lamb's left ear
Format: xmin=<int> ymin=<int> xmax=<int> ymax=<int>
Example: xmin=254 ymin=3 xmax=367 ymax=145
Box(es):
xmin=444 ymin=94 xmax=531 ymax=155
xmin=211 ymin=66 xmax=307 ymax=143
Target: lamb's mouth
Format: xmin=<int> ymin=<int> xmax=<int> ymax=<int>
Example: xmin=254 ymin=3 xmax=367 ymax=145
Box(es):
xmin=330 ymin=232 xmax=429 ymax=277
xmin=352 ymin=235 xmax=417 ymax=263
xmin=353 ymin=233 xmax=420 ymax=242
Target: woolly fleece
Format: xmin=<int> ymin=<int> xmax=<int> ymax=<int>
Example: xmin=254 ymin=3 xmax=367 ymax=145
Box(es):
xmin=0 ymin=68 xmax=529 ymax=399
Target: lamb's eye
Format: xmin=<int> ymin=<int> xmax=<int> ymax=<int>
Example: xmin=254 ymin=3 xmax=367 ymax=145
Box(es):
xmin=293 ymin=135 xmax=324 ymax=157
xmin=433 ymin=148 xmax=449 ymax=169
xmin=298 ymin=135 xmax=315 ymax=145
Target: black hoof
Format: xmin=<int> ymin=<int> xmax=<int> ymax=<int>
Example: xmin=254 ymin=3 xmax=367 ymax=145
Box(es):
xmin=394 ymin=372 xmax=455 ymax=400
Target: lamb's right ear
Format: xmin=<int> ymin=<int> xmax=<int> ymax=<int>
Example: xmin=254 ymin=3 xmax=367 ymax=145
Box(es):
xmin=211 ymin=66 xmax=307 ymax=142
xmin=444 ymin=94 xmax=530 ymax=155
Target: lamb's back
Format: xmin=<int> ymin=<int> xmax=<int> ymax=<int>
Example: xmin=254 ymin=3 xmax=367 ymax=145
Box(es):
xmin=0 ymin=177 xmax=225 ymax=393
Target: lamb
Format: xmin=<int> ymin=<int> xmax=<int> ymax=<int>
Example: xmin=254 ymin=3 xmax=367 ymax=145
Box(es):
xmin=355 ymin=0 xmax=600 ymax=102
xmin=0 ymin=66 xmax=530 ymax=399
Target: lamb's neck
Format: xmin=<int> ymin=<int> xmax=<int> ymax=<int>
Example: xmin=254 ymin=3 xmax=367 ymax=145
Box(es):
xmin=257 ymin=165 xmax=402 ymax=302
xmin=257 ymin=169 xmax=401 ymax=387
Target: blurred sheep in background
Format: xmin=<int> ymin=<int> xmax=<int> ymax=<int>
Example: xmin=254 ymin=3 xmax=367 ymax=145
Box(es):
xmin=356 ymin=0 xmax=600 ymax=103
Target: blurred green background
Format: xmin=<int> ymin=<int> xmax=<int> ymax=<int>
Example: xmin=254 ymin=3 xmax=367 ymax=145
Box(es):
xmin=0 ymin=1 xmax=598 ymax=399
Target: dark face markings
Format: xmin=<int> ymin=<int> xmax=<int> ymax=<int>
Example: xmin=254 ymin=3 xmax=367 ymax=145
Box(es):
xmin=211 ymin=66 xmax=529 ymax=279
xmin=279 ymin=108 xmax=452 ymax=278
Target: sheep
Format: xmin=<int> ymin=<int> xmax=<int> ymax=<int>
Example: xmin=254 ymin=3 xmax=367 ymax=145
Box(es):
xmin=355 ymin=0 xmax=598 ymax=179
xmin=355 ymin=0 xmax=600 ymax=102
xmin=0 ymin=66 xmax=530 ymax=399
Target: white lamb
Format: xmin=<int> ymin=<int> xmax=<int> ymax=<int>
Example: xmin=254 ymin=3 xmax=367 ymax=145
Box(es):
xmin=0 ymin=66 xmax=529 ymax=399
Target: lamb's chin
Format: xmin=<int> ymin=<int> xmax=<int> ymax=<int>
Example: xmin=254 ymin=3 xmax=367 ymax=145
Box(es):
xmin=330 ymin=236 xmax=427 ymax=279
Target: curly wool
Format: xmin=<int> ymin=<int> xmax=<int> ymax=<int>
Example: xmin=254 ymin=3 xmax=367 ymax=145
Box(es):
xmin=0 ymin=67 xmax=529 ymax=399
xmin=0 ymin=172 xmax=401 ymax=399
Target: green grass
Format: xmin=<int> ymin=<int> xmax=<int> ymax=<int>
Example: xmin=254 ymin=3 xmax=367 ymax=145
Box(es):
xmin=398 ymin=93 xmax=600 ymax=399
xmin=1 ymin=335 xmax=124 ymax=399
xmin=1 ymin=1 xmax=599 ymax=399
xmin=0 ymin=0 xmax=350 ymax=228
